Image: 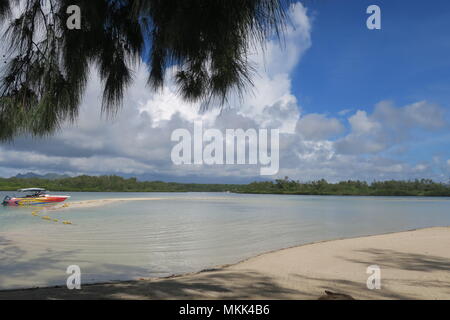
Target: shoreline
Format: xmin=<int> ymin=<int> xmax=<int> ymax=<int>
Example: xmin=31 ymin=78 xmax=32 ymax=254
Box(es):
xmin=1 ymin=226 xmax=449 ymax=299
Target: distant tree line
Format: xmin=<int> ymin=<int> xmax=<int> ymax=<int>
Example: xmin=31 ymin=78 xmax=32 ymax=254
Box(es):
xmin=0 ymin=175 xmax=449 ymax=196
xmin=238 ymin=177 xmax=450 ymax=196
xmin=0 ymin=175 xmax=237 ymax=193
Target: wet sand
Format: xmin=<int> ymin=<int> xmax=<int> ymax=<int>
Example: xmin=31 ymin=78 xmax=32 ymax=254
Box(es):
xmin=51 ymin=196 xmax=233 ymax=210
xmin=0 ymin=226 xmax=449 ymax=300
xmin=51 ymin=198 xmax=167 ymax=210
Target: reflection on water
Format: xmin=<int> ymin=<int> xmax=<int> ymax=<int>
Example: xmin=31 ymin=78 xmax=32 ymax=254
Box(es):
xmin=0 ymin=192 xmax=449 ymax=289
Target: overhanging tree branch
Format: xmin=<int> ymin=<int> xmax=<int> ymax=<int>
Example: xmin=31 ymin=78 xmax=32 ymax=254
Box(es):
xmin=0 ymin=0 xmax=290 ymax=141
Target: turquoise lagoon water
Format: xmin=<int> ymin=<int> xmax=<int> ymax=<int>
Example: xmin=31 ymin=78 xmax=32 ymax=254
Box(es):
xmin=0 ymin=191 xmax=449 ymax=289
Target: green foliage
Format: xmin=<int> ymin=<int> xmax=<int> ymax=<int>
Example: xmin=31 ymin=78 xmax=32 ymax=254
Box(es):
xmin=0 ymin=175 xmax=241 ymax=192
xmin=0 ymin=175 xmax=449 ymax=196
xmin=238 ymin=177 xmax=450 ymax=196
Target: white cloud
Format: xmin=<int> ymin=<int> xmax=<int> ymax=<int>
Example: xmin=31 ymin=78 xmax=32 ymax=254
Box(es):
xmin=335 ymin=101 xmax=449 ymax=156
xmin=296 ymin=113 xmax=344 ymax=140
xmin=348 ymin=110 xmax=380 ymax=134
xmin=373 ymin=100 xmax=446 ymax=130
xmin=137 ymin=2 xmax=311 ymax=134
xmin=338 ymin=109 xmax=352 ymax=116
xmin=334 ymin=110 xmax=384 ymax=155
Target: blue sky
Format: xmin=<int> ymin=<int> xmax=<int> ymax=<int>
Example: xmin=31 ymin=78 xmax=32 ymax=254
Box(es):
xmin=292 ymin=0 xmax=450 ymax=169
xmin=294 ymin=0 xmax=450 ymax=113
xmin=0 ymin=1 xmax=449 ymax=182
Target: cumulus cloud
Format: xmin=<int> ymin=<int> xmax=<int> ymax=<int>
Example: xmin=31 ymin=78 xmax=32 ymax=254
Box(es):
xmin=335 ymin=101 xmax=449 ymax=156
xmin=296 ymin=113 xmax=344 ymax=140
xmin=373 ymin=100 xmax=446 ymax=130
xmin=349 ymin=110 xmax=380 ymax=134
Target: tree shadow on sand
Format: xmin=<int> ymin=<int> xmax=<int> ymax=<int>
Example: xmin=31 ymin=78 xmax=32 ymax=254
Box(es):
xmin=334 ymin=248 xmax=450 ymax=298
xmin=0 ymin=269 xmax=314 ymax=300
xmin=342 ymin=248 xmax=450 ymax=272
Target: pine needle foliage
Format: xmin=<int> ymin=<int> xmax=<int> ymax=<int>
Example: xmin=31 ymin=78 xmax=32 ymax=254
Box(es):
xmin=0 ymin=0 xmax=290 ymax=140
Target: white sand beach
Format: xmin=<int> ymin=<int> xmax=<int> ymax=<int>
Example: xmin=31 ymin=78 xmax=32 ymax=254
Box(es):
xmin=51 ymin=198 xmax=168 ymax=210
xmin=51 ymin=196 xmax=233 ymax=210
xmin=1 ymin=226 xmax=449 ymax=300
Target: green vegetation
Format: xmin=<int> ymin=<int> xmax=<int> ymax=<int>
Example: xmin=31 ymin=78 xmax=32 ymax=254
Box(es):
xmin=0 ymin=175 xmax=238 ymax=193
xmin=0 ymin=175 xmax=449 ymax=196
xmin=239 ymin=177 xmax=450 ymax=196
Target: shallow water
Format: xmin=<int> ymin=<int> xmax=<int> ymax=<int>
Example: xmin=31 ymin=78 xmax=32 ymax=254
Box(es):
xmin=0 ymin=191 xmax=449 ymax=289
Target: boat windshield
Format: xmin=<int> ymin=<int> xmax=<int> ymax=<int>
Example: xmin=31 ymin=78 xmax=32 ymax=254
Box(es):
xmin=17 ymin=188 xmax=47 ymax=197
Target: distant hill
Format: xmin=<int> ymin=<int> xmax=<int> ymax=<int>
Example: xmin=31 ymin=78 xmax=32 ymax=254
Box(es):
xmin=13 ymin=172 xmax=71 ymax=180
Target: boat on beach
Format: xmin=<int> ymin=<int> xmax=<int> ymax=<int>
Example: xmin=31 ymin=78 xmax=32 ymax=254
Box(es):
xmin=2 ymin=188 xmax=70 ymax=206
